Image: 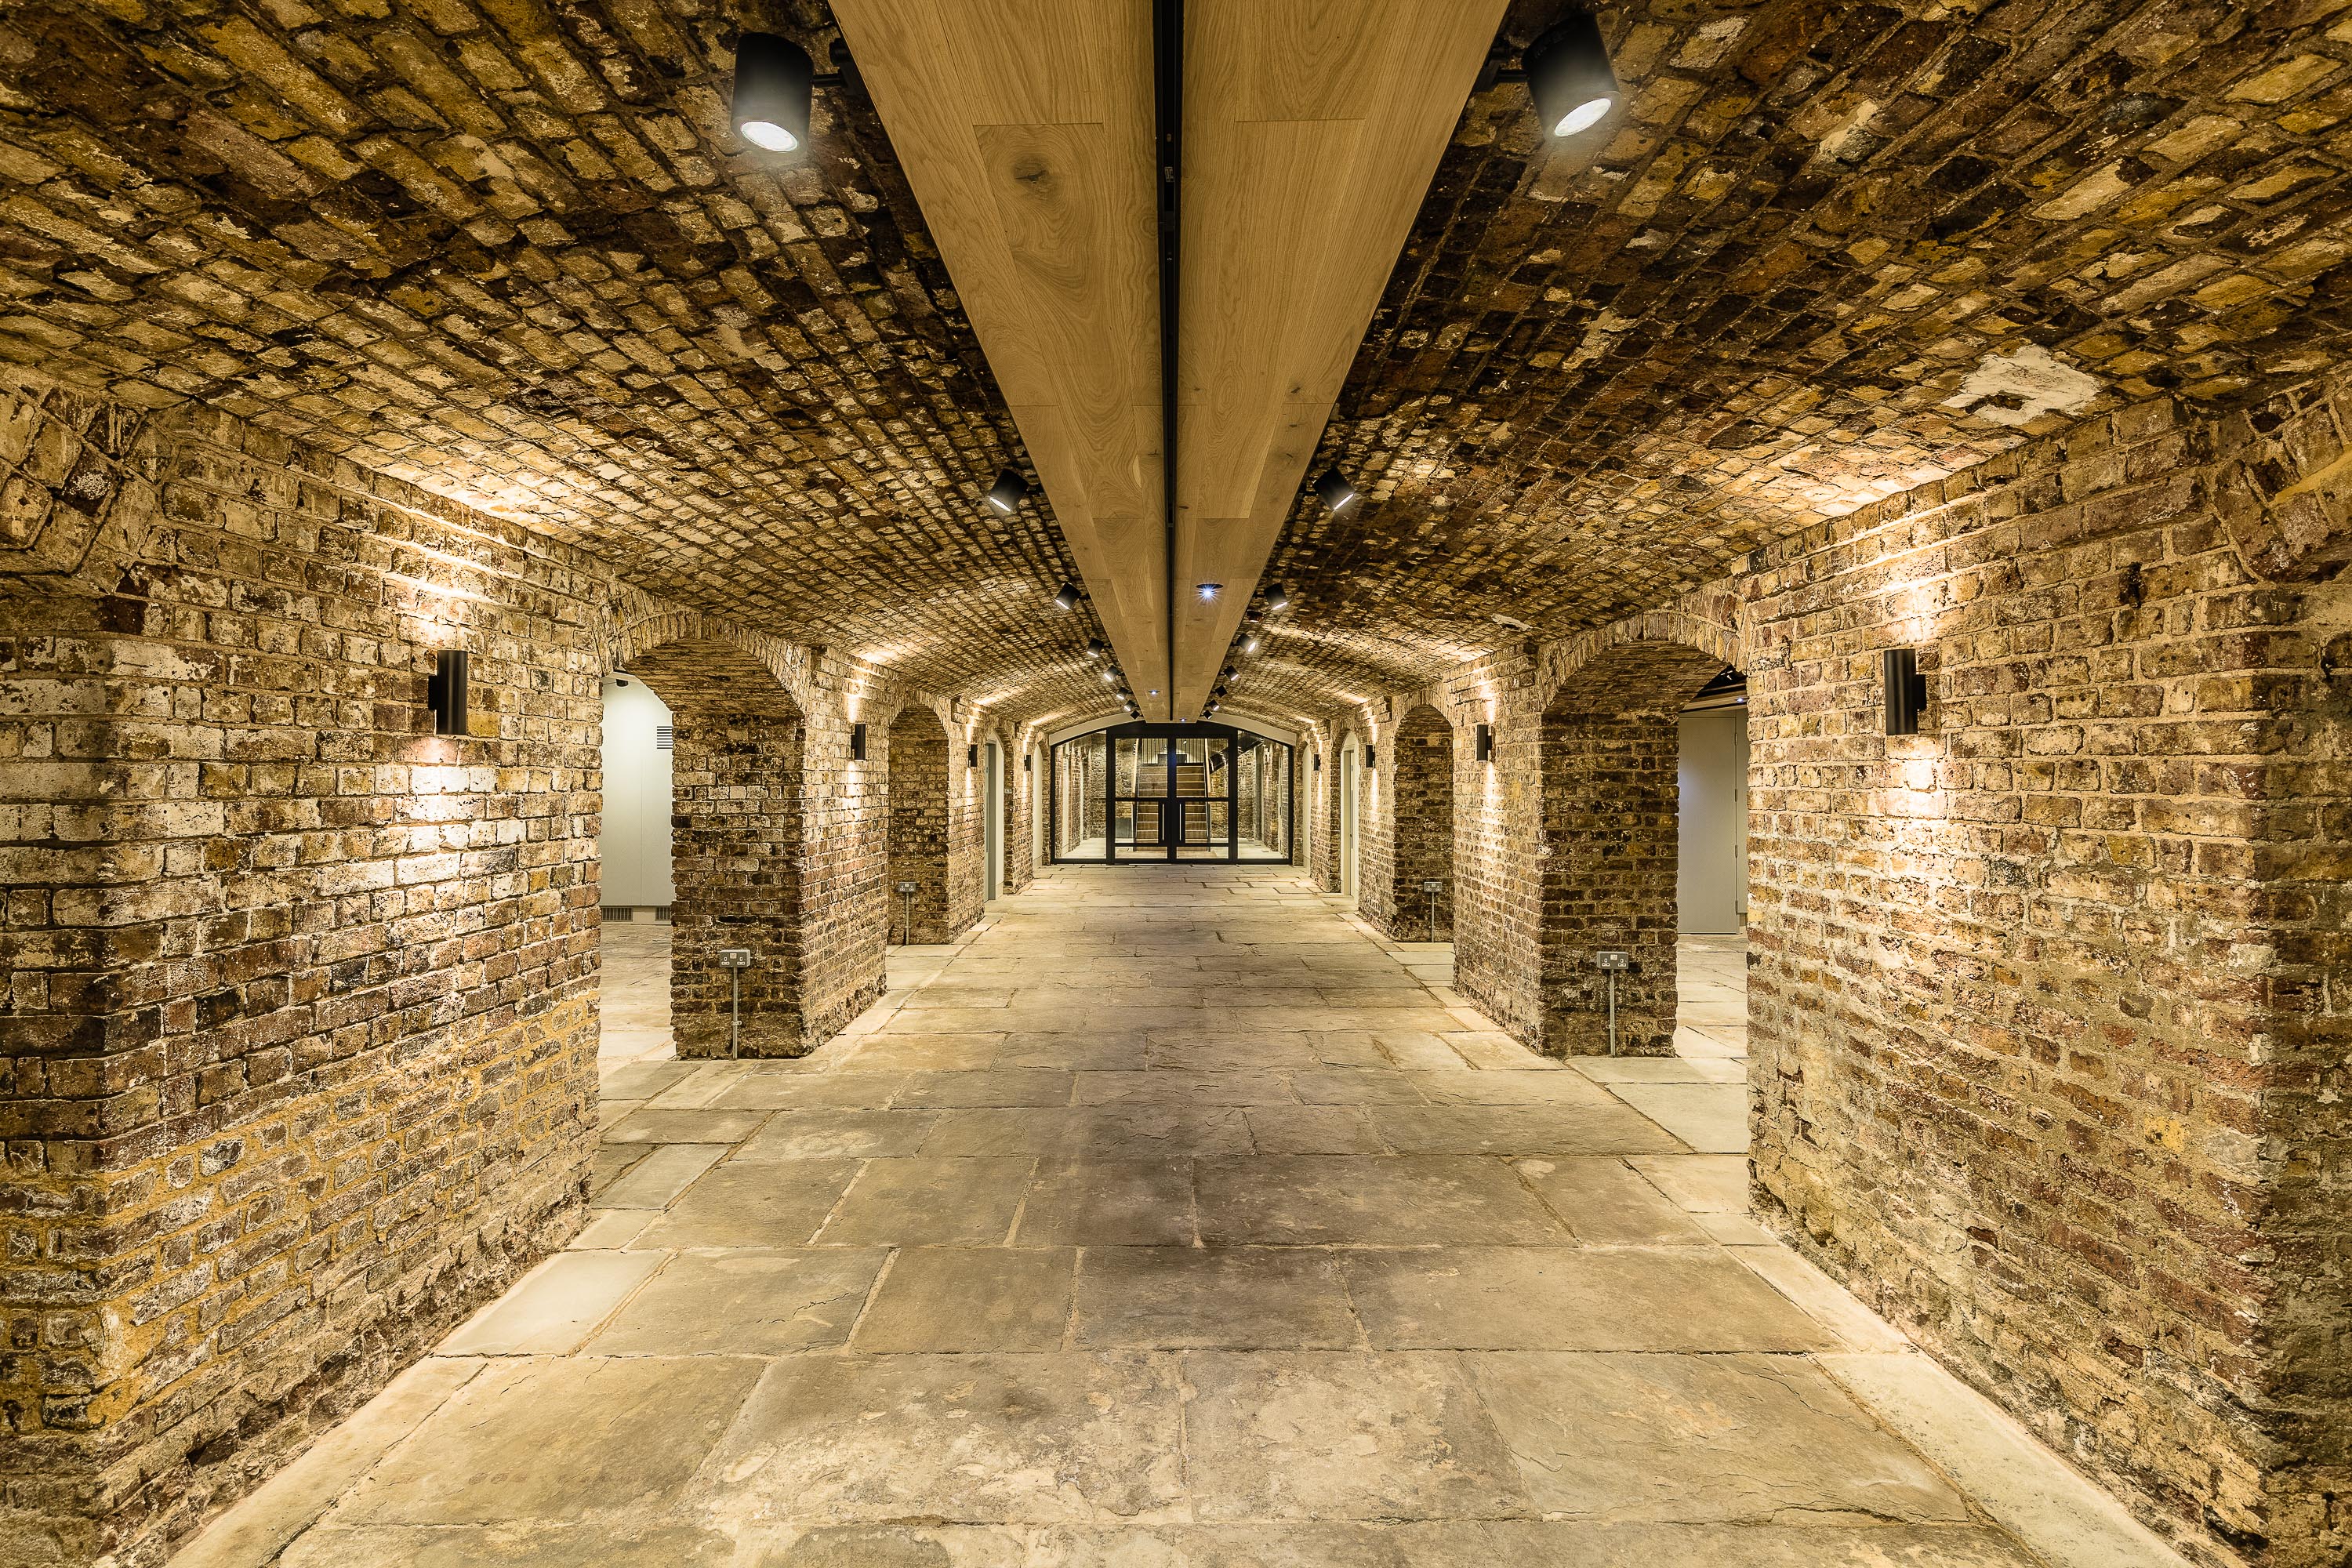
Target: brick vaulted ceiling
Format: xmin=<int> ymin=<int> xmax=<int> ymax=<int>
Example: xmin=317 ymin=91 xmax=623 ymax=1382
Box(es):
xmin=2 ymin=2 xmax=2350 ymax=726
xmin=0 ymin=0 xmax=1107 ymax=722
xmin=1238 ymin=0 xmax=2352 ymax=715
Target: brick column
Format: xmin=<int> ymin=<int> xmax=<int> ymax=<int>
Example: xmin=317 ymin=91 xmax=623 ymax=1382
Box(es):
xmin=1537 ymin=642 xmax=1728 ymax=1056
xmin=627 ymin=642 xmax=808 ymax=1058
xmin=886 ymin=707 xmax=951 ymax=942
xmin=1371 ymin=706 xmax=1454 ymax=940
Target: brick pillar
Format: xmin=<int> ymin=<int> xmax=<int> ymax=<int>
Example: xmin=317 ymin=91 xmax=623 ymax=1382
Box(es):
xmin=1538 ymin=642 xmax=1730 ymax=1056
xmin=886 ymin=707 xmax=950 ymax=942
xmin=629 ymin=642 xmax=808 ymax=1058
xmin=1374 ymin=706 xmax=1454 ymax=940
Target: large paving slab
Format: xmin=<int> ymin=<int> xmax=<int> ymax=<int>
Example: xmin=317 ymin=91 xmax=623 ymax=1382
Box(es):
xmin=171 ymin=865 xmax=2137 ymax=1568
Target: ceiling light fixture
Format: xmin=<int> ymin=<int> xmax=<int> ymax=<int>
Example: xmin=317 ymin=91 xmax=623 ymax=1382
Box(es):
xmin=1196 ymin=583 xmax=1221 ymax=600
xmin=1084 ymin=637 xmax=1106 ymax=658
xmin=1526 ymin=11 xmax=1618 ymax=138
xmin=1314 ymin=468 xmax=1357 ymax=510
xmin=731 ymin=33 xmax=814 ymax=152
xmin=1054 ymin=583 xmax=1083 ymax=611
xmin=1264 ymin=586 xmax=1290 ymax=613
xmin=1243 ymin=634 xmax=1261 ymax=655
xmin=986 ymin=468 xmax=1029 ymax=514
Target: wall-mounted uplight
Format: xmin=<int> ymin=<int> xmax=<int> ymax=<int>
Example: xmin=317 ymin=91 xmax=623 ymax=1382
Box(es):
xmin=1054 ymin=582 xmax=1083 ymax=611
xmin=1884 ymin=648 xmax=1928 ymax=735
xmin=1475 ymin=722 xmax=1494 ymax=762
xmin=1024 ymin=754 xmax=1033 ymax=771
xmin=851 ymin=721 xmax=868 ymax=760
xmin=731 ymin=33 xmax=814 ymax=152
xmin=967 ymin=744 xmax=979 ymax=767
xmin=427 ymin=649 xmax=469 ymax=735
xmin=1363 ymin=746 xmax=1376 ymax=767
xmin=1526 ymin=11 xmax=1619 ymax=138
xmin=1314 ymin=468 xmax=1357 ymax=511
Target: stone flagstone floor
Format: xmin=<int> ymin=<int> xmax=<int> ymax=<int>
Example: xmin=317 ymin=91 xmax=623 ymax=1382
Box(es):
xmin=172 ymin=865 xmax=2186 ymax=1568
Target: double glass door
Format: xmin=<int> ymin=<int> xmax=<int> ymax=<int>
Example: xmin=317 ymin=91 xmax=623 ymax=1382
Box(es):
xmin=1113 ymin=733 xmax=1230 ymax=860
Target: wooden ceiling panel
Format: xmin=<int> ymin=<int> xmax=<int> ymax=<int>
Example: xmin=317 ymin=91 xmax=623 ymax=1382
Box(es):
xmin=1172 ymin=0 xmax=1508 ymax=716
xmin=833 ymin=0 xmax=1165 ymax=703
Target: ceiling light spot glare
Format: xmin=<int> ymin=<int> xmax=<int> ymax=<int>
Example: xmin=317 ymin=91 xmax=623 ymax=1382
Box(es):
xmin=1314 ymin=468 xmax=1357 ymax=511
xmin=731 ymin=33 xmax=813 ymax=152
xmin=1526 ymin=11 xmax=1618 ymax=139
xmin=1196 ymin=583 xmax=1221 ymax=601
xmin=986 ymin=467 xmax=1029 ymax=514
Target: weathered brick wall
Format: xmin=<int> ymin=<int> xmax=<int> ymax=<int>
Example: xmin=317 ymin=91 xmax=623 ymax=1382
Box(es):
xmin=999 ymin=728 xmax=1037 ymax=895
xmin=622 ymin=642 xmax=806 ymax=1058
xmin=1324 ymin=390 xmax=2349 ymax=1568
xmin=0 ymin=371 xmax=945 ymax=1564
xmin=884 ymin=706 xmax=953 ymax=945
xmin=1370 ymin=706 xmax=1454 ymax=941
xmin=1538 ymin=644 xmax=1728 ymax=1056
xmin=0 ymin=381 xmax=601 ymax=1567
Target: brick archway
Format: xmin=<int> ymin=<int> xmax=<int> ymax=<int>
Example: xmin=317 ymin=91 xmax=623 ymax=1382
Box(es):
xmin=1371 ymin=704 xmax=1454 ymax=941
xmin=622 ymin=638 xmax=808 ymax=1058
xmin=1537 ymin=639 xmax=1737 ymax=1056
xmin=886 ymin=706 xmax=953 ymax=943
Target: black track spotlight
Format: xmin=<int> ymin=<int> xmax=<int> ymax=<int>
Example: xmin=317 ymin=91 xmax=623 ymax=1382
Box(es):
xmin=1206 ymin=699 xmax=1221 ymax=715
xmin=1084 ymin=637 xmax=1106 ymax=659
xmin=1264 ymin=585 xmax=1289 ymax=613
xmin=1054 ymin=582 xmax=1082 ymax=612
xmin=1526 ymin=10 xmax=1619 ymax=138
xmin=1220 ymin=666 xmax=1236 ymax=682
xmin=1314 ymin=467 xmax=1357 ymax=511
xmin=731 ymin=33 xmax=814 ymax=152
xmin=985 ymin=467 xmax=1029 ymax=514
xmin=1242 ymin=633 xmax=1261 ymax=655
xmin=1213 ymin=685 xmax=1229 ymax=699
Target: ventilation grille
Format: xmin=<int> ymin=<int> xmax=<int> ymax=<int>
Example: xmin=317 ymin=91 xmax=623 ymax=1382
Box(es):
xmin=655 ymin=724 xmax=674 ymax=750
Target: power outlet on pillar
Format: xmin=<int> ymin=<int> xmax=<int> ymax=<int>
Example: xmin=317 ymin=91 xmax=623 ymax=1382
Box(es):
xmin=717 ymin=946 xmax=753 ymax=1055
xmin=1592 ymin=949 xmax=1631 ymax=1056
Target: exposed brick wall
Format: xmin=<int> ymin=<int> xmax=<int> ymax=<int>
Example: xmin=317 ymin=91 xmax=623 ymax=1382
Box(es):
xmin=0 ymin=384 xmax=601 ymax=1567
xmin=1367 ymin=705 xmax=1454 ymax=941
xmin=884 ymin=706 xmax=952 ymax=945
xmin=624 ymin=642 xmax=805 ymax=1058
xmin=0 ymin=371 xmax=958 ymax=1564
xmin=1327 ymin=389 xmax=2350 ymax=1568
xmin=1539 ymin=644 xmax=1729 ymax=1056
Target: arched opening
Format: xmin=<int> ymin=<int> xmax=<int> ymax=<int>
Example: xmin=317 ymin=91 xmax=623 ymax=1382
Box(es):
xmin=618 ymin=639 xmax=807 ymax=1058
xmin=886 ymin=706 xmax=953 ymax=942
xmin=1380 ymin=704 xmax=1454 ymax=940
xmin=1537 ymin=641 xmax=1737 ymax=1058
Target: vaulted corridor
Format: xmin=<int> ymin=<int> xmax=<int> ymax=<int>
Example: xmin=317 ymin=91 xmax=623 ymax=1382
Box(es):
xmin=173 ymin=867 xmax=2176 ymax=1567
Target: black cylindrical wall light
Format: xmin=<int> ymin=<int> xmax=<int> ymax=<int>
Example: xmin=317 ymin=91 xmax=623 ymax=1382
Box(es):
xmin=1526 ymin=11 xmax=1619 ymax=138
xmin=1475 ymin=722 xmax=1494 ymax=762
xmin=851 ymin=721 xmax=868 ymax=759
xmin=987 ymin=468 xmax=1029 ymax=514
xmin=428 ymin=649 xmax=469 ymax=735
xmin=732 ymin=33 xmax=814 ymax=152
xmin=1885 ymin=648 xmax=1927 ymax=735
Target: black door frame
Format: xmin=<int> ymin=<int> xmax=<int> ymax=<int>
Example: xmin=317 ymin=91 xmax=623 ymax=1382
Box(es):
xmin=1048 ymin=720 xmax=1294 ymax=866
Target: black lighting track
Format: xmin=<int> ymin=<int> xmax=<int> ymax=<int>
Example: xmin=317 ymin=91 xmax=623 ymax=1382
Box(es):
xmin=1152 ymin=0 xmax=1182 ymax=720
